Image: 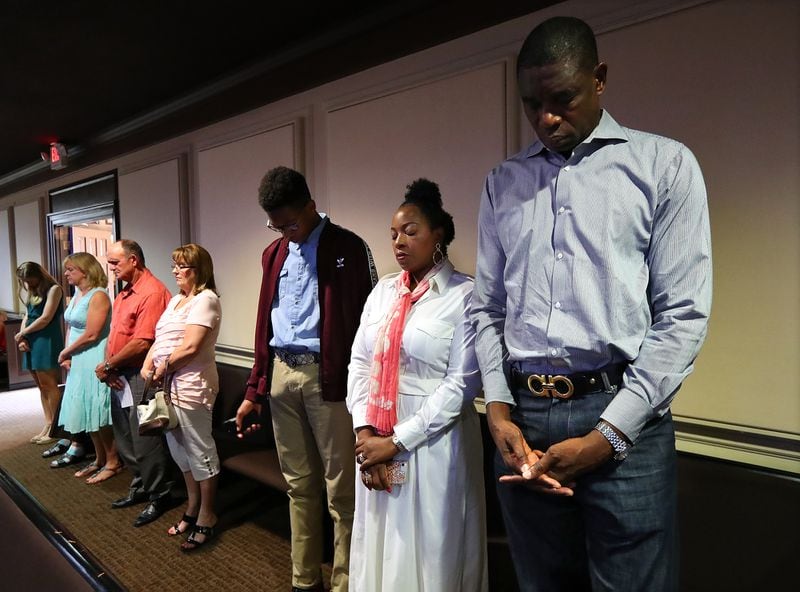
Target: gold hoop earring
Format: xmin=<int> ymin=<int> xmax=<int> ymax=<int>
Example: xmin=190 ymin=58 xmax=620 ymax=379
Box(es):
xmin=432 ymin=243 xmax=444 ymax=266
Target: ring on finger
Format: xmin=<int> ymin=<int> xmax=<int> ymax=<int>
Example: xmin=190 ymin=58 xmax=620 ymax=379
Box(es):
xmin=356 ymin=453 xmax=366 ymax=465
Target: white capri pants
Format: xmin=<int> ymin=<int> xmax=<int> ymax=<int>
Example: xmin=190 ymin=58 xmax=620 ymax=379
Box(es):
xmin=165 ymin=403 xmax=220 ymax=481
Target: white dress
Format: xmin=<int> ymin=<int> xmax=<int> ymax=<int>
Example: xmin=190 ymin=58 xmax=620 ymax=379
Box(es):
xmin=346 ymin=260 xmax=488 ymax=592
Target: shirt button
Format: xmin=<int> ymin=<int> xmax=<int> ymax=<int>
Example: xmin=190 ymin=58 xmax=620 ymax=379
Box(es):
xmin=558 ymin=206 xmax=566 ymax=214
xmin=564 ymin=165 xmax=571 ymax=171
xmin=551 ymin=348 xmax=558 ymax=356
xmin=554 ymin=301 xmax=562 ymax=309
xmin=556 ymin=252 xmax=564 ymax=260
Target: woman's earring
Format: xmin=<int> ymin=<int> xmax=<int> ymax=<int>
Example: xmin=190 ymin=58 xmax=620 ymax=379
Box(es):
xmin=432 ymin=242 xmax=444 ymax=266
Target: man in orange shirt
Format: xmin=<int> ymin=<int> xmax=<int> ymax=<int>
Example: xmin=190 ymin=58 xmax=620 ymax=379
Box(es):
xmin=95 ymin=239 xmax=176 ymax=527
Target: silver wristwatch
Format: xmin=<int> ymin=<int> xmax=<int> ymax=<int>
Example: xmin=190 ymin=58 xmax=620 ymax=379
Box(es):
xmin=391 ymin=434 xmax=407 ymax=453
xmin=594 ymin=420 xmax=630 ymax=461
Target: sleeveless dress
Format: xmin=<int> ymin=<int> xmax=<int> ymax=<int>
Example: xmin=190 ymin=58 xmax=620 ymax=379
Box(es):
xmin=21 ymin=295 xmax=64 ymax=371
xmin=58 ymin=288 xmax=113 ymax=433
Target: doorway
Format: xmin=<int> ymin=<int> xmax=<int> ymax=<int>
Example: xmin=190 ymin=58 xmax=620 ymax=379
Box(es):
xmin=48 ymin=204 xmax=118 ymax=303
xmin=46 ymin=172 xmax=119 ymax=302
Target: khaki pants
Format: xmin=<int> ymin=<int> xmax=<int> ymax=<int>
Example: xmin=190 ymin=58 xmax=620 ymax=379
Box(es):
xmin=270 ymin=358 xmax=355 ymax=592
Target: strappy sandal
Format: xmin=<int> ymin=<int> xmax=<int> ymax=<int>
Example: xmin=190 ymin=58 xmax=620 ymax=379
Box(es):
xmin=74 ymin=462 xmax=100 ymax=478
xmin=167 ymin=514 xmax=197 ymax=537
xmin=42 ymin=441 xmax=69 ymax=458
xmin=50 ymin=452 xmax=86 ymax=468
xmin=30 ymin=425 xmax=51 ymax=443
xmin=86 ymin=465 xmax=124 ymax=484
xmin=180 ymin=524 xmax=215 ymax=552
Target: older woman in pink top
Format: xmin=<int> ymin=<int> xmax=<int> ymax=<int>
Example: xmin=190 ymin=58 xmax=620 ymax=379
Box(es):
xmin=142 ymin=244 xmax=221 ymax=552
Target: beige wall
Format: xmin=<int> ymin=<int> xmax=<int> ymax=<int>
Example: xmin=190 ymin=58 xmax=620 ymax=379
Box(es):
xmin=118 ymin=158 xmax=183 ymax=288
xmin=0 ymin=0 xmax=797 ymax=468
xmin=326 ymin=62 xmax=508 ymax=276
xmin=195 ymin=122 xmax=299 ymax=353
xmin=13 ymin=199 xmax=44 ymax=274
xmin=597 ymin=0 xmax=800 ymax=435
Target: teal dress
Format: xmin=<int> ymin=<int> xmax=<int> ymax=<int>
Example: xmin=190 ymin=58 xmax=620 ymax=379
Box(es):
xmin=21 ymin=293 xmax=64 ymax=371
xmin=58 ymin=288 xmax=113 ymax=433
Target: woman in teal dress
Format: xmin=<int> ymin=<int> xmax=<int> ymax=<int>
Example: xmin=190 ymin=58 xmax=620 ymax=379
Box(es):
xmin=56 ymin=252 xmax=123 ymax=483
xmin=15 ymin=262 xmax=65 ymax=445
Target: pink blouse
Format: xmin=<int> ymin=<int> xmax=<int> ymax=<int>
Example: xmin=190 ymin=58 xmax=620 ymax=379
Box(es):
xmin=151 ymin=289 xmax=221 ymax=409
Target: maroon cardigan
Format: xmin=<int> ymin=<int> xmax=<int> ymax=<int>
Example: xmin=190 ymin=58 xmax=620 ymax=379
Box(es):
xmin=245 ymin=220 xmax=377 ymax=403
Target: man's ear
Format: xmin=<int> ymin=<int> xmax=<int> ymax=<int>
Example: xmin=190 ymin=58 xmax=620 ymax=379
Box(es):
xmin=594 ymin=62 xmax=608 ymax=95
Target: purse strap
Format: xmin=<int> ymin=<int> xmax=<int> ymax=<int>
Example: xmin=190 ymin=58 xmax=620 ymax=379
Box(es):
xmin=162 ymin=361 xmax=174 ymax=405
xmin=141 ymin=360 xmax=174 ymax=404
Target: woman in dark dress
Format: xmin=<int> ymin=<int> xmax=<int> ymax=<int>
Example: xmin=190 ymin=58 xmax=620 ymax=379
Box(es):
xmin=15 ymin=262 xmax=65 ymax=445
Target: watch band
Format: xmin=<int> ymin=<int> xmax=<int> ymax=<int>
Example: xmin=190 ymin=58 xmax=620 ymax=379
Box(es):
xmin=595 ymin=420 xmax=630 ymax=461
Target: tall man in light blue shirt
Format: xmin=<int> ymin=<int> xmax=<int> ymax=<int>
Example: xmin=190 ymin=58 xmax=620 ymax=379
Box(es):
xmin=271 ymin=207 xmax=326 ymax=352
xmin=471 ymin=17 xmax=711 ymax=592
xmin=237 ymin=166 xmax=377 ymax=592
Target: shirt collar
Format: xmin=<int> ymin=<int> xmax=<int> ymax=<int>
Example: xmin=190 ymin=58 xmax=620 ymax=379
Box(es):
xmin=291 ymin=212 xmax=327 ymax=251
xmin=121 ymin=268 xmax=153 ymax=296
xmin=427 ymin=259 xmax=455 ymax=294
xmin=525 ymin=110 xmax=629 ymax=159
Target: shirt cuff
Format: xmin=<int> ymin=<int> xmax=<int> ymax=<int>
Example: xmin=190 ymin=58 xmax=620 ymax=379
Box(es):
xmin=244 ymin=376 xmax=269 ymax=403
xmin=600 ymin=388 xmax=654 ymax=443
xmin=392 ymin=418 xmax=427 ymax=452
xmin=480 ymin=367 xmax=516 ymax=407
xmin=351 ymin=410 xmax=369 ymax=432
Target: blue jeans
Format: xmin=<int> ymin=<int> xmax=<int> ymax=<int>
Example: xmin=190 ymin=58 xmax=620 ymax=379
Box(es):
xmin=495 ymin=385 xmax=678 ymax=592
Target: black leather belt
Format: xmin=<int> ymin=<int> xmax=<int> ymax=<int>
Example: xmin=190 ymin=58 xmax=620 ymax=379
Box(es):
xmin=273 ymin=348 xmax=320 ymax=368
xmin=509 ymin=363 xmax=627 ymax=399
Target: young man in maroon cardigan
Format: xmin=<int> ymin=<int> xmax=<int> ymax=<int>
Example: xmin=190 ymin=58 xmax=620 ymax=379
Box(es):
xmin=236 ymin=166 xmax=376 ymax=592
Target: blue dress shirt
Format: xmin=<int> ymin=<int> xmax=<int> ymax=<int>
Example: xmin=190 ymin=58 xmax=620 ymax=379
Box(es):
xmin=471 ymin=111 xmax=712 ymax=442
xmin=270 ymin=214 xmax=328 ymax=353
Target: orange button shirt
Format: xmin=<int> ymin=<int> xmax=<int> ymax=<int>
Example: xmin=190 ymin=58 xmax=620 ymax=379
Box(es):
xmin=108 ymin=269 xmax=171 ymax=367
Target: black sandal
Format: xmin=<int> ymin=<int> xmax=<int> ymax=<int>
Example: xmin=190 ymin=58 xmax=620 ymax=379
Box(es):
xmin=181 ymin=524 xmax=215 ymax=552
xmin=49 ymin=452 xmax=86 ymax=468
xmin=42 ymin=441 xmax=69 ymax=458
xmin=167 ymin=514 xmax=197 ymax=537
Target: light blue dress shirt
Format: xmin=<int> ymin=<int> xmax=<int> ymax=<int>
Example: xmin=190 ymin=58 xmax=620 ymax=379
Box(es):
xmin=270 ymin=214 xmax=328 ymax=353
xmin=471 ymin=111 xmax=712 ymax=442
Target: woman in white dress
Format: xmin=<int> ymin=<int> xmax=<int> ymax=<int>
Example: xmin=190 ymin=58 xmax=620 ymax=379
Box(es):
xmin=347 ymin=179 xmax=487 ymax=591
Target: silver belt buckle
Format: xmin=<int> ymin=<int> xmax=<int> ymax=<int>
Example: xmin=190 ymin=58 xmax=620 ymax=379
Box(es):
xmin=527 ymin=374 xmax=574 ymax=399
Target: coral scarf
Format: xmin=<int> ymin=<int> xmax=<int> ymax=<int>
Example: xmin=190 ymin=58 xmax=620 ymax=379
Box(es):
xmin=366 ymin=268 xmax=436 ymax=435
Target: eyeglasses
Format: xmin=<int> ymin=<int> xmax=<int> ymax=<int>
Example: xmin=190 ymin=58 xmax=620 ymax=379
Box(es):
xmin=266 ymin=220 xmax=300 ymax=234
xmin=170 ymin=263 xmax=195 ymax=270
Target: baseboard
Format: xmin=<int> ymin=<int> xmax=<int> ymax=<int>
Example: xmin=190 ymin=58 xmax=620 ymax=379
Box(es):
xmin=674 ymin=416 xmax=800 ymax=475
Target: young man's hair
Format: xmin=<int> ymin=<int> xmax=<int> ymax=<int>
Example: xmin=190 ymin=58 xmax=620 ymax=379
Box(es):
xmin=517 ymin=16 xmax=598 ymax=74
xmin=258 ymin=166 xmax=312 ymax=213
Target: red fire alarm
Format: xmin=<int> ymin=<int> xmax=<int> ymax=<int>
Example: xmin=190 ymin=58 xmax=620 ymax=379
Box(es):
xmin=49 ymin=142 xmax=69 ymax=170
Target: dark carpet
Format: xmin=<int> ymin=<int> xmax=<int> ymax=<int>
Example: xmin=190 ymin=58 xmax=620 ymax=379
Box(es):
xmin=0 ymin=443 xmax=317 ymax=591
